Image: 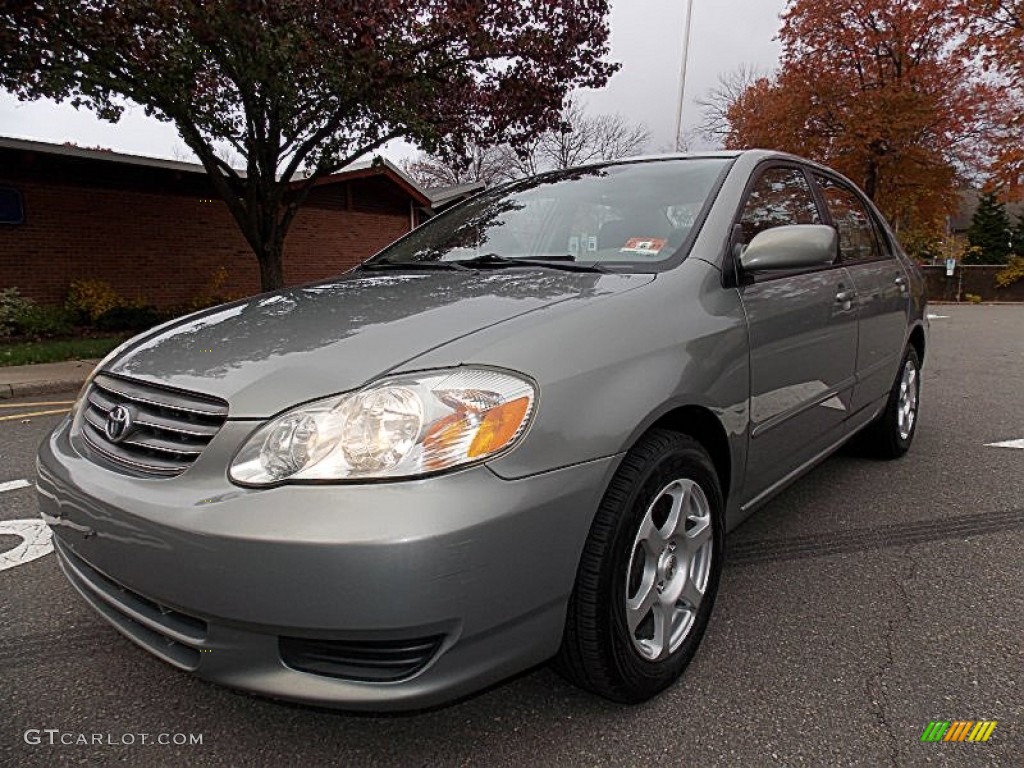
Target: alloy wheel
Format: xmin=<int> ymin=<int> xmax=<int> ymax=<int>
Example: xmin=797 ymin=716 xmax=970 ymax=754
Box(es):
xmin=897 ymin=358 xmax=918 ymax=440
xmin=624 ymin=478 xmax=714 ymax=662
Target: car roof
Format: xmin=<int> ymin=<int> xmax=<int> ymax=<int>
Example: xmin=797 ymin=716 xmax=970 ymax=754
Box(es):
xmin=562 ymin=148 xmax=808 ymax=173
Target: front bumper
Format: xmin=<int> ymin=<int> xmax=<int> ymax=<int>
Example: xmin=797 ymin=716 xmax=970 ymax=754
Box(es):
xmin=37 ymin=417 xmax=617 ymax=710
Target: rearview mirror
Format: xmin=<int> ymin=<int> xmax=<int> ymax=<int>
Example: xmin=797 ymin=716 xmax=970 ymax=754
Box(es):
xmin=739 ymin=224 xmax=838 ymax=272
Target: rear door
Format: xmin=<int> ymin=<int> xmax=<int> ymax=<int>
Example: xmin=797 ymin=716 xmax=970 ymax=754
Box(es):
xmin=737 ymin=165 xmax=859 ymax=499
xmin=813 ymin=174 xmax=909 ymax=417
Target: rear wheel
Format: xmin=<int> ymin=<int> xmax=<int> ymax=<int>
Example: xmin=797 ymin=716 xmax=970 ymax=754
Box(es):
xmin=555 ymin=429 xmax=724 ymax=703
xmin=857 ymin=346 xmax=921 ymax=459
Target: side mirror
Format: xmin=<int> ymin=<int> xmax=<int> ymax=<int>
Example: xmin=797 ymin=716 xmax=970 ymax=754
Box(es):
xmin=739 ymin=224 xmax=838 ymax=272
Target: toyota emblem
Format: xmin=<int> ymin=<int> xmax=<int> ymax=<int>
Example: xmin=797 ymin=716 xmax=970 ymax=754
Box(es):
xmin=104 ymin=405 xmax=134 ymax=443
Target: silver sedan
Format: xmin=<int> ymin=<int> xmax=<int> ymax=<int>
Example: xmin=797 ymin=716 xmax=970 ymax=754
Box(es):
xmin=38 ymin=150 xmax=927 ymax=709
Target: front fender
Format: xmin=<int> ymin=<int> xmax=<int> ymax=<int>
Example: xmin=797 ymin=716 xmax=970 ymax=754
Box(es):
xmin=400 ymin=261 xmax=751 ymax=483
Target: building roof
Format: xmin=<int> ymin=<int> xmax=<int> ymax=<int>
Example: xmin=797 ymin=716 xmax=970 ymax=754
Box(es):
xmin=0 ymin=134 xmax=433 ymax=207
xmin=309 ymin=159 xmax=431 ymax=206
xmin=950 ymin=188 xmax=1024 ymax=232
xmin=0 ymin=135 xmax=218 ymax=175
xmin=427 ymin=182 xmax=487 ymax=210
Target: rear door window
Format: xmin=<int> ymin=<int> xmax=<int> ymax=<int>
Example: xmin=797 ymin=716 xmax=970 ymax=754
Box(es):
xmin=815 ymin=175 xmax=885 ymax=264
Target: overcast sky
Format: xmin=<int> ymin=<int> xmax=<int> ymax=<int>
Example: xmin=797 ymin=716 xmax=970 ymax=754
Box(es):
xmin=0 ymin=0 xmax=788 ymax=164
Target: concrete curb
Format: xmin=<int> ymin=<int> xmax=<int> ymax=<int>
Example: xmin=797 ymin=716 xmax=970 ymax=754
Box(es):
xmin=0 ymin=360 xmax=97 ymax=400
xmin=0 ymin=377 xmax=88 ymax=399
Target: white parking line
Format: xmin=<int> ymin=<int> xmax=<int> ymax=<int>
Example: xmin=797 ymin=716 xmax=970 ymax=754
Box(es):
xmin=0 ymin=400 xmax=74 ymax=409
xmin=986 ymin=439 xmax=1024 ymax=450
xmin=0 ymin=479 xmax=31 ymax=493
xmin=0 ymin=408 xmax=69 ymax=422
xmin=0 ymin=519 xmax=53 ymax=572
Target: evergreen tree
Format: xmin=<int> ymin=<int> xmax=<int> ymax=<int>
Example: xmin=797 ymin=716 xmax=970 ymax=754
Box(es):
xmin=964 ymin=191 xmax=1013 ymax=264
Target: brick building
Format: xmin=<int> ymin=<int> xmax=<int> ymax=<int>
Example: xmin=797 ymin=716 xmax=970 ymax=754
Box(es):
xmin=0 ymin=136 xmax=436 ymax=308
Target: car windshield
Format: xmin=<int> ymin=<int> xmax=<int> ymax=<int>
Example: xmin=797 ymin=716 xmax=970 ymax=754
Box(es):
xmin=366 ymin=158 xmax=732 ymax=272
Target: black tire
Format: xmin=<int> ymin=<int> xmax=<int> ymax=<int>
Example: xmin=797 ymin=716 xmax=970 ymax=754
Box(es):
xmin=555 ymin=429 xmax=724 ymax=703
xmin=856 ymin=346 xmax=921 ymax=459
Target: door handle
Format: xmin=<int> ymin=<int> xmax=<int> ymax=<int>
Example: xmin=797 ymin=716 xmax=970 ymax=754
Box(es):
xmin=835 ymin=289 xmax=856 ymax=306
xmin=894 ymin=275 xmax=908 ymax=295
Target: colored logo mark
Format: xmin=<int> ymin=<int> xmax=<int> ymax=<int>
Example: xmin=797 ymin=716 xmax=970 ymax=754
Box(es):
xmin=920 ymin=721 xmax=997 ymax=742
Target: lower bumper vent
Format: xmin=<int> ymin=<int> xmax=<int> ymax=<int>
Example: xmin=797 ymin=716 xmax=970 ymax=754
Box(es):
xmin=279 ymin=635 xmax=444 ymax=682
xmin=55 ymin=539 xmax=207 ymax=670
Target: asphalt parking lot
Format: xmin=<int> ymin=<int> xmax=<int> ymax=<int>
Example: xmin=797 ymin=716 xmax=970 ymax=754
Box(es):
xmin=1 ymin=304 xmax=1021 ymax=767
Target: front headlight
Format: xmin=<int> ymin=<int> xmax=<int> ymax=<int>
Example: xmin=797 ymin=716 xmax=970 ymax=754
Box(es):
xmin=229 ymin=367 xmax=537 ymax=486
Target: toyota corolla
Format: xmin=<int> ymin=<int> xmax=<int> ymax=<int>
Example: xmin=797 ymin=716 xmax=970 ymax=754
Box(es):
xmin=37 ymin=150 xmax=927 ymax=710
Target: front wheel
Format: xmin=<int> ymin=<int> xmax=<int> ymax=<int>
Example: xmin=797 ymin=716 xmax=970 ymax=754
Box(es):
xmin=555 ymin=430 xmax=724 ymax=703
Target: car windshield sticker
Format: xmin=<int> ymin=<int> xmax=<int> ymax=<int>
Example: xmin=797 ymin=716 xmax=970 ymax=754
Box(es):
xmin=568 ymin=236 xmax=580 ymax=257
xmin=587 ymin=235 xmax=598 ymax=252
xmin=620 ymin=237 xmax=667 ymax=256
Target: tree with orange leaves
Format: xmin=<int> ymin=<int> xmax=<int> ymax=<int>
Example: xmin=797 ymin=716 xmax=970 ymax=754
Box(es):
xmin=957 ymin=0 xmax=1024 ymax=191
xmin=959 ymin=1 xmax=1024 ymax=88
xmin=722 ymin=0 xmax=999 ymax=249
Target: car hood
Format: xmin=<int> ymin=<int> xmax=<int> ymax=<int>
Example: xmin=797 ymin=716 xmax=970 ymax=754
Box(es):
xmin=106 ymin=269 xmax=653 ymax=417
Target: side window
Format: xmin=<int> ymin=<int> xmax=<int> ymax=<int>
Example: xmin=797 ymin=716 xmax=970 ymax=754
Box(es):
xmin=0 ymin=187 xmax=24 ymax=225
xmin=815 ymin=175 xmax=883 ymax=263
xmin=738 ymin=167 xmax=821 ymax=243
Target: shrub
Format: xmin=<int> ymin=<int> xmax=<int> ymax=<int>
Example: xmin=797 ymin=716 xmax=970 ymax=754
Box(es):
xmin=995 ymin=256 xmax=1024 ymax=288
xmin=180 ymin=266 xmax=243 ymax=313
xmin=18 ymin=304 xmax=73 ymax=337
xmin=0 ymin=289 xmax=73 ymax=339
xmin=899 ymin=228 xmax=943 ymax=264
xmin=66 ymin=279 xmax=121 ymax=323
xmin=0 ymin=287 xmax=35 ymax=338
xmin=94 ymin=304 xmax=164 ymax=332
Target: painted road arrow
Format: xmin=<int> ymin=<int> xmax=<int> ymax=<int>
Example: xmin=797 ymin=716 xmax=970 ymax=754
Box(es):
xmin=0 ymin=519 xmax=53 ymax=572
xmin=986 ymin=439 xmax=1024 ymax=450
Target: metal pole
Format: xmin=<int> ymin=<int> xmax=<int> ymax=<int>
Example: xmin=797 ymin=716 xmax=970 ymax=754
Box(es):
xmin=673 ymin=0 xmax=695 ymax=152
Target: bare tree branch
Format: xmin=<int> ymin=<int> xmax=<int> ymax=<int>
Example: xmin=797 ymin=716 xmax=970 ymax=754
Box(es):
xmin=405 ymin=95 xmax=651 ymax=186
xmin=403 ymin=143 xmax=516 ymax=188
xmin=695 ymin=64 xmax=766 ymax=145
xmin=536 ymin=96 xmax=650 ymax=169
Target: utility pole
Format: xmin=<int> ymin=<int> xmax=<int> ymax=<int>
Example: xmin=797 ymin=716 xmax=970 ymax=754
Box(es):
xmin=673 ymin=0 xmax=695 ymax=152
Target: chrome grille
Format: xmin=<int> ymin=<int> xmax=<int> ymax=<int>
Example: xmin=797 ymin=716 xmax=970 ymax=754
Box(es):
xmin=80 ymin=373 xmax=228 ymax=477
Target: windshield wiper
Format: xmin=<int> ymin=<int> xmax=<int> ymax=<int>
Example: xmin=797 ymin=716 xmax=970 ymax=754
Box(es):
xmin=452 ymin=253 xmax=610 ymax=274
xmin=359 ymin=260 xmax=473 ymax=272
